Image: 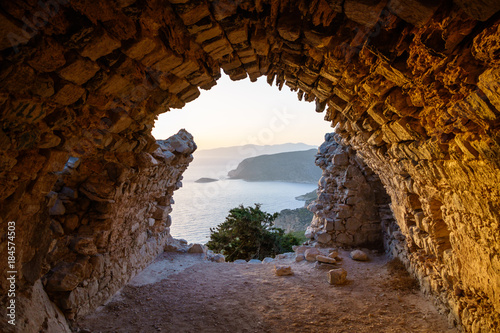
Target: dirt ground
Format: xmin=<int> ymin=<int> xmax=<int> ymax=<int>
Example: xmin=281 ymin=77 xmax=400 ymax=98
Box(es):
xmin=75 ymin=250 xmax=457 ymax=333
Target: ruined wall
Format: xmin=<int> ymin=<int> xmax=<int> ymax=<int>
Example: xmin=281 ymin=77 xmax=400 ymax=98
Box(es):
xmin=0 ymin=0 xmax=499 ymax=332
xmin=306 ymin=132 xmax=394 ymax=248
xmin=1 ymin=129 xmax=195 ymax=332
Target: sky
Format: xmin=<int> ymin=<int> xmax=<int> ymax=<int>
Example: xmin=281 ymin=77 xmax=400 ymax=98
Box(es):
xmin=152 ymin=74 xmax=333 ymax=150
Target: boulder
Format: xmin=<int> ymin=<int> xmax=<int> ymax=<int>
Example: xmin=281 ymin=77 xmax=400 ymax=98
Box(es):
xmin=350 ymin=249 xmax=369 ymax=261
xmin=274 ymin=265 xmax=293 ymax=276
xmin=328 ymin=268 xmax=347 ymax=285
xmin=304 ymin=248 xmax=321 ymax=261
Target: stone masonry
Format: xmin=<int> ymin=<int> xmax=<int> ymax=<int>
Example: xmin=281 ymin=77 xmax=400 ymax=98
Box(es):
xmin=0 ymin=1 xmax=499 ymax=332
xmin=306 ymin=132 xmax=394 ymax=249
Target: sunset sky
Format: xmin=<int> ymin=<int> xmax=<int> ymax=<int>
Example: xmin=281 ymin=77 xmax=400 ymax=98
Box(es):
xmin=152 ymin=74 xmax=333 ymax=150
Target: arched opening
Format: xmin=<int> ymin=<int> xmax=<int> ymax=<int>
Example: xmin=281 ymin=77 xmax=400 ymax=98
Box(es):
xmin=0 ymin=0 xmax=499 ymax=332
xmin=152 ymin=74 xmax=332 ymax=244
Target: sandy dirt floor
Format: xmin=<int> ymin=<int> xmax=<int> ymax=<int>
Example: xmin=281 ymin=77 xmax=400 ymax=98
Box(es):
xmin=75 ymin=250 xmax=457 ymax=333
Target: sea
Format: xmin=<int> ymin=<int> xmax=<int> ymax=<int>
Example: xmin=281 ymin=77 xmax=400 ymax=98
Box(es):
xmin=168 ymin=146 xmax=319 ymax=244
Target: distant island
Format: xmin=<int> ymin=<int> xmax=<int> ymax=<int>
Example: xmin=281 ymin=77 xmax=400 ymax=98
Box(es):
xmin=195 ymin=177 xmax=219 ymax=183
xmin=227 ymin=149 xmax=321 ymax=183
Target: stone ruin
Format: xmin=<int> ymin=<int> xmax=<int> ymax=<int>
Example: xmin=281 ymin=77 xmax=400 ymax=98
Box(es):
xmin=0 ymin=0 xmax=499 ymax=332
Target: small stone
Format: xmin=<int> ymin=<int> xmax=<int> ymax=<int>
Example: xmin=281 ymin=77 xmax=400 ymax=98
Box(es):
xmin=328 ymin=268 xmax=347 ymax=285
xmin=304 ymin=248 xmax=321 ymax=262
xmin=187 ymin=243 xmax=205 ymax=254
xmin=262 ymin=257 xmax=274 ymax=264
xmin=49 ymin=199 xmax=66 ymax=216
xmin=274 ymin=265 xmax=293 ymax=276
xmin=350 ymin=249 xmax=369 ymax=261
xmin=295 ymin=254 xmax=305 ymax=262
xmin=213 ymin=254 xmax=225 ymax=263
xmin=328 ymin=250 xmax=339 ymax=259
xmin=72 ymin=237 xmax=98 ymax=256
xmin=248 ymin=259 xmax=262 ymax=264
xmin=316 ymin=255 xmax=337 ymax=264
xmin=234 ymin=259 xmax=247 ymax=264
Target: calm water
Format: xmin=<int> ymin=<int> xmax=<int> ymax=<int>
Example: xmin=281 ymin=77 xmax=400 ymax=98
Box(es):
xmin=169 ymin=179 xmax=317 ymax=244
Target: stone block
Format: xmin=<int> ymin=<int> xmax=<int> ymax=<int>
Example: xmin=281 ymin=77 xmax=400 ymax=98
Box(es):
xmin=375 ymin=62 xmax=410 ymax=86
xmin=328 ymin=268 xmax=347 ymax=285
xmin=171 ymin=60 xmax=199 ymax=78
xmin=346 ymin=217 xmax=363 ymax=231
xmin=274 ymin=265 xmax=294 ymax=276
xmin=457 ymin=92 xmax=498 ymax=122
xmin=336 ymin=205 xmax=353 ymax=219
xmin=98 ymin=74 xmax=132 ymax=96
xmin=80 ymin=29 xmax=121 ymax=61
xmin=478 ymin=68 xmax=500 ymax=113
xmin=350 ymin=249 xmax=369 ymax=261
xmin=304 ymin=248 xmax=321 ymax=261
xmin=28 ymin=38 xmax=66 ymax=72
xmin=53 ymin=83 xmax=86 ymax=106
xmin=250 ymin=29 xmax=270 ymax=56
xmin=332 ymin=152 xmax=349 ymax=166
xmin=177 ymin=3 xmax=211 ymax=26
xmin=59 ymin=57 xmax=100 ymax=85
xmin=226 ymin=26 xmax=248 ymax=45
xmin=72 ymin=237 xmax=98 ymax=256
xmin=45 ymin=259 xmax=90 ymax=292
xmin=344 ymin=0 xmax=387 ymax=28
xmin=316 ymin=231 xmax=332 ymax=244
xmin=202 ymin=38 xmax=233 ymax=59
xmin=388 ymin=0 xmax=442 ymax=27
xmin=336 ymin=233 xmax=354 ymax=245
xmin=210 ymin=0 xmax=238 ymax=20
xmin=277 ymin=15 xmax=301 ymax=41
xmin=367 ymin=103 xmax=389 ymax=125
xmin=316 ymin=255 xmax=337 ymax=264
xmin=195 ymin=26 xmax=223 ymax=44
xmin=123 ymin=37 xmax=156 ymax=60
xmin=453 ymin=0 xmax=500 ymax=21
xmin=153 ymin=52 xmax=184 ymax=74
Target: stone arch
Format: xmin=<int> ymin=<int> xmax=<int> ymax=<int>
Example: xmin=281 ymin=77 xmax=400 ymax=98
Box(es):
xmin=0 ymin=0 xmax=500 ymax=331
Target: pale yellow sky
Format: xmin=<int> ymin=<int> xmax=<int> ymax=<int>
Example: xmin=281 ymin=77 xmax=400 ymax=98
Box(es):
xmin=152 ymin=74 xmax=333 ymax=150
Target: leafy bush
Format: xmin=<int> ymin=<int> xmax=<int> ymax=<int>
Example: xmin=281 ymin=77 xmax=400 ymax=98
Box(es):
xmin=206 ymin=204 xmax=302 ymax=262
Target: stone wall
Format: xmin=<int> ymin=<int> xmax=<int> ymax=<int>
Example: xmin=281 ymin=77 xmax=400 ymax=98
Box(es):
xmin=306 ymin=132 xmax=394 ymax=248
xmin=0 ymin=0 xmax=499 ymax=332
xmin=1 ymin=129 xmax=196 ymax=331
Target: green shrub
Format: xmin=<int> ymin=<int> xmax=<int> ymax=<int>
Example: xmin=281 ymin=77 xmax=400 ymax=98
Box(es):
xmin=206 ymin=204 xmax=302 ymax=262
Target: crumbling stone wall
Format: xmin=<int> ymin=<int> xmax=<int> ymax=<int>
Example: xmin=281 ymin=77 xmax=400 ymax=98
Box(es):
xmin=1 ymin=129 xmax=196 ymax=332
xmin=306 ymin=132 xmax=394 ymax=248
xmin=0 ymin=1 xmax=499 ymax=332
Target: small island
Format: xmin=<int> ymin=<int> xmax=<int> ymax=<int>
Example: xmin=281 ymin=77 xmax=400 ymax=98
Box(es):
xmin=195 ymin=177 xmax=219 ymax=183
